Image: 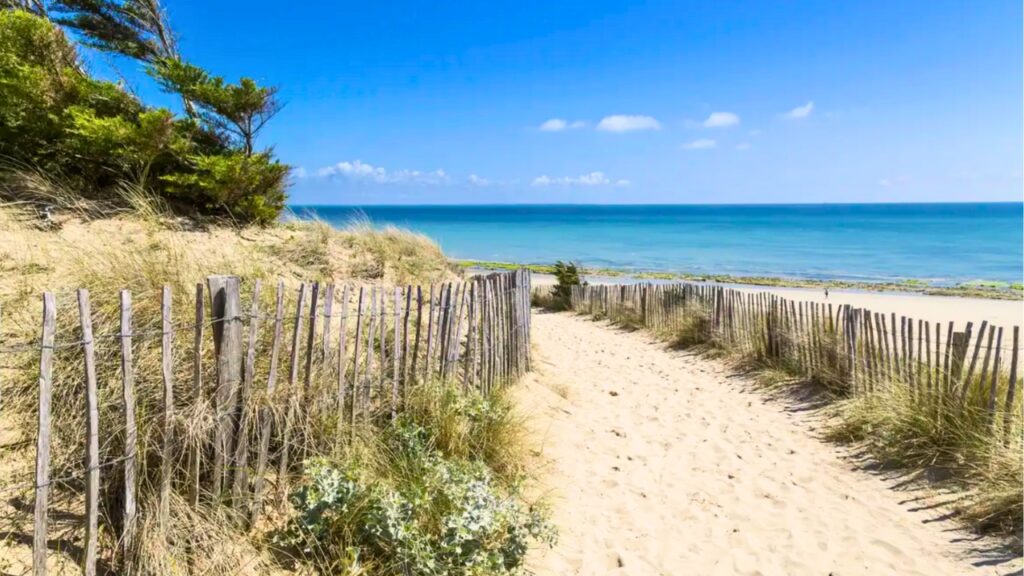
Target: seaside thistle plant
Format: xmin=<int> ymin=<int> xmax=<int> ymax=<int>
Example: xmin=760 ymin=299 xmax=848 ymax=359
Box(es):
xmin=277 ymin=426 xmax=555 ymax=575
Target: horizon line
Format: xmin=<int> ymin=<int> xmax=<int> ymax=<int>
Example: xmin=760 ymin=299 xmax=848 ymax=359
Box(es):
xmin=287 ymin=200 xmax=1023 ymax=208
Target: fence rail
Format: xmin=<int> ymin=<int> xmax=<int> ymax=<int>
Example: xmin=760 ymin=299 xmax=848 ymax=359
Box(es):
xmin=3 ymin=269 xmax=532 ymax=575
xmin=566 ymin=282 xmax=1021 ymax=436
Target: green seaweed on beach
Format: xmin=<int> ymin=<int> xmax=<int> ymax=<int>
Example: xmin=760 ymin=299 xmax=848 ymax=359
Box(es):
xmin=458 ymin=260 xmax=1024 ymax=301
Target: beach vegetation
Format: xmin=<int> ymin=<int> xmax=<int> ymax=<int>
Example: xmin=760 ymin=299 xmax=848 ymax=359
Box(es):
xmin=532 ymin=260 xmax=584 ymax=311
xmin=276 ymin=382 xmax=553 ymax=575
xmin=829 ymin=372 xmax=1022 ymax=534
xmin=0 ymin=194 xmax=532 ymax=572
xmin=550 ymin=261 xmax=582 ymax=308
xmin=0 ymin=5 xmax=289 ymax=224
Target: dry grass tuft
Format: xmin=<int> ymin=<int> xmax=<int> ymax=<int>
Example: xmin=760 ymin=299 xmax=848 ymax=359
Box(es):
xmin=400 ymin=379 xmax=530 ymax=483
xmin=129 ymin=493 xmax=281 ymax=576
xmin=829 ymin=379 xmax=1023 ymax=535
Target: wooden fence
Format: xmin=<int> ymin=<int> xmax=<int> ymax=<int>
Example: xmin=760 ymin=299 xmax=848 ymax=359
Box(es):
xmin=566 ymin=282 xmax=1021 ymax=436
xmin=3 ymin=269 xmax=531 ymax=575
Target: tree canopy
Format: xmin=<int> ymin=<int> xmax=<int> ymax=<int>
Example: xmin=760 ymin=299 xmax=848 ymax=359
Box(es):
xmin=0 ymin=2 xmax=289 ymax=224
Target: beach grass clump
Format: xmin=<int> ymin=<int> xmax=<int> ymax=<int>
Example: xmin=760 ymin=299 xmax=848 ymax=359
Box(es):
xmin=338 ymin=217 xmax=454 ymax=285
xmin=400 ymin=380 xmax=529 ymax=483
xmin=960 ymin=442 xmax=1023 ymax=533
xmin=0 ymin=196 xmax=469 ymax=571
xmin=827 ymin=373 xmax=1023 ymax=534
xmin=666 ymin=310 xmax=714 ymax=350
xmin=608 ymin=309 xmax=645 ymax=331
xmin=127 ymin=493 xmax=277 ymax=575
xmin=272 ymin=216 xmax=453 ymax=285
xmin=274 ymin=383 xmax=553 ymax=575
xmin=530 ymin=287 xmax=558 ymax=310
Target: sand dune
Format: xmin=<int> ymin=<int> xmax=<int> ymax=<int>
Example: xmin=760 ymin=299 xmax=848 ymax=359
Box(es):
xmin=520 ymin=311 xmax=1019 ymax=576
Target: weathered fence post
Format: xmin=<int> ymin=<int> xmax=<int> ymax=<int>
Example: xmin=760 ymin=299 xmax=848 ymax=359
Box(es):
xmin=189 ymin=283 xmax=204 ymax=507
xmin=33 ymin=292 xmax=56 ymax=576
xmin=232 ymin=280 xmax=262 ymax=511
xmin=207 ymin=275 xmax=242 ymax=499
xmin=159 ymin=286 xmax=174 ymax=526
xmin=119 ymin=290 xmax=138 ymax=566
xmin=252 ymin=281 xmax=284 ymax=524
xmin=279 ymin=283 xmax=307 ymax=490
xmin=77 ymin=289 xmax=99 ymax=576
xmin=1004 ymin=327 xmax=1020 ymax=443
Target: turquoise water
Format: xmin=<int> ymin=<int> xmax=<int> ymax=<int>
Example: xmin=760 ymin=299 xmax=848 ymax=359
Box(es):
xmin=289 ymin=204 xmax=1024 ymax=285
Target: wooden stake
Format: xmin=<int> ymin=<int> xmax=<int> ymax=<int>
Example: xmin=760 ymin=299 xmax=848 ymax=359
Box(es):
xmin=119 ymin=290 xmax=138 ymax=562
xmin=208 ymin=276 xmax=242 ymax=498
xmin=159 ymin=286 xmax=174 ymax=525
xmin=77 ymin=290 xmax=99 ymax=576
xmin=251 ymin=281 xmax=284 ymax=523
xmin=188 ymin=283 xmax=203 ymax=506
xmin=278 ymin=283 xmax=307 ymax=489
xmin=232 ymin=280 xmax=262 ymax=510
xmin=33 ymin=292 xmax=55 ymax=576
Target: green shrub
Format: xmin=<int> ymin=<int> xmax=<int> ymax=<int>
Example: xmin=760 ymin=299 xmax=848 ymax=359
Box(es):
xmin=159 ymin=151 xmax=288 ymax=224
xmin=534 ymin=260 xmax=583 ymax=311
xmin=278 ymin=426 xmax=555 ymax=575
xmin=0 ymin=9 xmax=290 ymax=224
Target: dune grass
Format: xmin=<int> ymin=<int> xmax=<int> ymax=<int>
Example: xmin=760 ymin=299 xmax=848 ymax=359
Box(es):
xmin=0 ymin=184 xmax=543 ymax=574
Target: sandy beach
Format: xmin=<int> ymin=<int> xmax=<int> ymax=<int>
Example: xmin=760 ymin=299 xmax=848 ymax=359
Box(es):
xmin=521 ymin=310 xmax=1021 ymax=575
xmin=528 ymin=272 xmax=1023 ymax=330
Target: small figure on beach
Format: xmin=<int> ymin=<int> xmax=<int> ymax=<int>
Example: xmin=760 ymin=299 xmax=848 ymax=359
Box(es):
xmin=824 ymin=288 xmax=829 ymax=299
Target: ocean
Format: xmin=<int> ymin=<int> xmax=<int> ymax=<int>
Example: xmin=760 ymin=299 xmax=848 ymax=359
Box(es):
xmin=288 ymin=203 xmax=1024 ymax=285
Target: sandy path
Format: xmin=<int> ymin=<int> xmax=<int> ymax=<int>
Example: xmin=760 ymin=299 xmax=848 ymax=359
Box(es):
xmin=520 ymin=311 xmax=1017 ymax=576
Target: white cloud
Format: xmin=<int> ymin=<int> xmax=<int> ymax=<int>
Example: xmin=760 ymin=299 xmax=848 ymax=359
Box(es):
xmin=596 ymin=114 xmax=661 ymax=132
xmin=531 ymin=171 xmax=630 ymax=187
xmin=782 ymin=101 xmax=814 ymax=119
xmin=538 ymin=118 xmax=587 ymax=132
xmin=293 ymin=167 xmax=308 ymax=179
xmin=316 ymin=160 xmax=449 ymax=185
xmin=702 ymin=111 xmax=740 ymax=128
xmin=879 ymin=176 xmax=910 ymax=189
xmin=467 ymin=174 xmax=491 ymax=186
xmin=682 ymin=139 xmax=717 ymax=150
xmin=539 ymin=118 xmax=567 ymax=132
xmin=734 ymin=142 xmax=751 ymax=151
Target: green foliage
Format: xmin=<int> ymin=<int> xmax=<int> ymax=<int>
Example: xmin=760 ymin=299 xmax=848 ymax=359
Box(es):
xmin=150 ymin=57 xmax=281 ymax=155
xmin=278 ymin=426 xmax=555 ymax=575
xmin=0 ymin=9 xmax=290 ymax=224
xmin=547 ymin=260 xmax=582 ymax=311
xmin=0 ymin=10 xmax=76 ymax=167
xmin=159 ymin=151 xmax=288 ymax=224
xmin=64 ymin=106 xmax=184 ymax=181
xmin=52 ymin=0 xmax=179 ymax=62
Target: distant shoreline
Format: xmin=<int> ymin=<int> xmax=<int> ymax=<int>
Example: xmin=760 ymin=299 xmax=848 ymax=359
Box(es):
xmin=458 ymin=260 xmax=1024 ymax=301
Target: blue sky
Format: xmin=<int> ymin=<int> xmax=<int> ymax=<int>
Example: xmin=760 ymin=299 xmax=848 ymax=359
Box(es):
xmin=101 ymin=0 xmax=1021 ymax=205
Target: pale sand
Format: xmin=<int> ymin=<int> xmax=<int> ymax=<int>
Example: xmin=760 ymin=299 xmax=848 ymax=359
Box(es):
xmin=520 ymin=311 xmax=1020 ymax=576
xmin=528 ymin=273 xmax=1023 ymax=329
